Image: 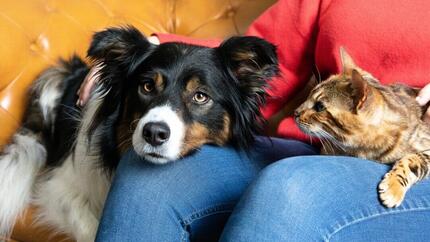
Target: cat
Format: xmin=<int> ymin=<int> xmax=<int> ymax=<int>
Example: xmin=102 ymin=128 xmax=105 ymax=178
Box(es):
xmin=294 ymin=47 xmax=430 ymax=208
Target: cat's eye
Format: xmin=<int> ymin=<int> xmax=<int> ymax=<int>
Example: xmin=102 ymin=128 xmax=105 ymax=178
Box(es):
xmin=141 ymin=80 xmax=155 ymax=93
xmin=313 ymin=101 xmax=325 ymax=112
xmin=192 ymin=92 xmax=210 ymax=104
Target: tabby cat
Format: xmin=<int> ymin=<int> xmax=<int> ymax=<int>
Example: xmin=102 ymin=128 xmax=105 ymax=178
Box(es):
xmin=295 ymin=48 xmax=430 ymax=208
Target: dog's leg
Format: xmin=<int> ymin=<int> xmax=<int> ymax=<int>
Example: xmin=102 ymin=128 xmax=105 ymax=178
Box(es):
xmin=35 ymin=155 xmax=110 ymax=242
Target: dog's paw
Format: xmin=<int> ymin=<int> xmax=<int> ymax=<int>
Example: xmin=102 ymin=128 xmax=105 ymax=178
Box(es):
xmin=378 ymin=172 xmax=406 ymax=208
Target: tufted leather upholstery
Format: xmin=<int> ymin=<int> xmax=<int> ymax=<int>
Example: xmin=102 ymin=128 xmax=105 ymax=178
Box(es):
xmin=0 ymin=0 xmax=275 ymax=241
xmin=0 ymin=0 xmax=275 ymax=149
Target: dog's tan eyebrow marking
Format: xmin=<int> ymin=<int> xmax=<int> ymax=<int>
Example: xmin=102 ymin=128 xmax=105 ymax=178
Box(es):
xmin=233 ymin=50 xmax=256 ymax=61
xmin=186 ymin=76 xmax=200 ymax=92
xmin=154 ymin=72 xmax=164 ymax=91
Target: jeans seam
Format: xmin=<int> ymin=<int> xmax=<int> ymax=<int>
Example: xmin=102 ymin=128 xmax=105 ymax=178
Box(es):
xmin=178 ymin=203 xmax=234 ymax=242
xmin=179 ymin=209 xmax=234 ymax=242
xmin=180 ymin=203 xmax=235 ymax=227
xmin=180 ymin=230 xmax=188 ymax=242
xmin=326 ymin=206 xmax=430 ymax=241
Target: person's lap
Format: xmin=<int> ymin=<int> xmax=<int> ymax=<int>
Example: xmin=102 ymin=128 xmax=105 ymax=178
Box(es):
xmin=221 ymin=156 xmax=430 ymax=242
xmin=95 ymin=138 xmax=430 ymax=242
xmin=95 ymin=137 xmax=316 ymax=241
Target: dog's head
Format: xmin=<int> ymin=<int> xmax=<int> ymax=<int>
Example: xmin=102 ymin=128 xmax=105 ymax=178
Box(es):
xmin=87 ymin=26 xmax=279 ymax=165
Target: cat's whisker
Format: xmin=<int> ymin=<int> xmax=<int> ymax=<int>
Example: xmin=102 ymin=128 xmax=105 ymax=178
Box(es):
xmin=306 ymin=126 xmax=332 ymax=154
xmin=322 ymin=137 xmax=335 ymax=154
xmin=313 ymin=126 xmax=346 ymax=152
xmin=315 ymin=65 xmax=322 ymax=83
xmin=299 ymin=122 xmax=346 ymax=153
xmin=318 ymin=137 xmax=329 ymax=153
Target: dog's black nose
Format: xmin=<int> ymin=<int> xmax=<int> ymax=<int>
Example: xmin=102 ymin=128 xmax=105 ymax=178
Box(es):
xmin=142 ymin=122 xmax=171 ymax=146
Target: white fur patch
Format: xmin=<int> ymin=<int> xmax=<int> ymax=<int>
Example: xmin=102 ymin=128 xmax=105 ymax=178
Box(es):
xmin=34 ymin=87 xmax=111 ymax=242
xmin=39 ymin=81 xmax=62 ymax=124
xmin=33 ymin=66 xmax=67 ymax=125
xmin=34 ymin=156 xmax=109 ymax=242
xmin=132 ymin=105 xmax=185 ymax=164
xmin=0 ymin=134 xmax=46 ymax=237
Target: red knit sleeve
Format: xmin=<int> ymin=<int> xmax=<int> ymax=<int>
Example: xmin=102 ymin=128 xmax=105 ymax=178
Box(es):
xmin=246 ymin=0 xmax=325 ymax=142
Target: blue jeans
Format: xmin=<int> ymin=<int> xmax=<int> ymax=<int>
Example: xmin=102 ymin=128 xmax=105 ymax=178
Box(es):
xmin=96 ymin=138 xmax=430 ymax=241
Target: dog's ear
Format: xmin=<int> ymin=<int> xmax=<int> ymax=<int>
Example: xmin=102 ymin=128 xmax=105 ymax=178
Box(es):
xmin=85 ymin=26 xmax=153 ymax=166
xmin=217 ymin=36 xmax=279 ymax=149
xmin=87 ymin=26 xmax=152 ymax=73
xmin=218 ymin=36 xmax=279 ymax=83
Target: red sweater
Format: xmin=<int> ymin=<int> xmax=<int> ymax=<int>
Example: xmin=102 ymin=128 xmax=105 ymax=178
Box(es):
xmin=156 ymin=0 xmax=430 ymax=142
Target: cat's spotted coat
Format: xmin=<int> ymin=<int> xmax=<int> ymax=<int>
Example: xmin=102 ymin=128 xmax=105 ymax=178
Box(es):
xmin=295 ymin=48 xmax=430 ymax=207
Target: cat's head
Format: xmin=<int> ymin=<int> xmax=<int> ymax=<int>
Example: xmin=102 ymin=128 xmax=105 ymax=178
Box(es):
xmin=295 ymin=48 xmax=379 ymax=145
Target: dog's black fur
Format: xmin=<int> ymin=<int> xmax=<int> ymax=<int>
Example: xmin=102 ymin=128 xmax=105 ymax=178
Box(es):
xmin=52 ymin=26 xmax=279 ymax=170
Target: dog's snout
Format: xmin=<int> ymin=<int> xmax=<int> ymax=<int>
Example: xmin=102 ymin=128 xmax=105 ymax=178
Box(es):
xmin=142 ymin=122 xmax=171 ymax=146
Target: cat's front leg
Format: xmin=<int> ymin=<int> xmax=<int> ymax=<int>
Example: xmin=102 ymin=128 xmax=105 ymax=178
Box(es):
xmin=378 ymin=153 xmax=426 ymax=207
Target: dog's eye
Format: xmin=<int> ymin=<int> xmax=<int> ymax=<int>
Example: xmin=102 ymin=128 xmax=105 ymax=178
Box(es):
xmin=192 ymin=92 xmax=209 ymax=104
xmin=141 ymin=80 xmax=155 ymax=93
xmin=313 ymin=101 xmax=325 ymax=112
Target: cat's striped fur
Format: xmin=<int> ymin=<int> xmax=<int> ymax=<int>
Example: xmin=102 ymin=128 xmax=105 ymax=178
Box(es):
xmin=295 ymin=48 xmax=430 ymax=208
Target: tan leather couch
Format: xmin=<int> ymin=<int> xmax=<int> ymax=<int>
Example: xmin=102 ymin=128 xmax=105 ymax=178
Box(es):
xmin=0 ymin=0 xmax=275 ymax=241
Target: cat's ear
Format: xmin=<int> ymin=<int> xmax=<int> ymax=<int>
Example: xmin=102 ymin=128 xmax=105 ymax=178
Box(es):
xmin=351 ymin=69 xmax=368 ymax=112
xmin=340 ymin=47 xmax=358 ymax=75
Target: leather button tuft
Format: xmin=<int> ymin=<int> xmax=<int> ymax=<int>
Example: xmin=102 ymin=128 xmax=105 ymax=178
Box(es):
xmin=225 ymin=5 xmax=238 ymax=18
xmin=29 ymin=34 xmax=50 ymax=53
xmin=44 ymin=4 xmax=57 ymax=13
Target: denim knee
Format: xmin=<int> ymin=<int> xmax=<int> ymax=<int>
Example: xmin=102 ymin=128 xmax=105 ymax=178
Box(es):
xmin=98 ymin=145 xmax=264 ymax=242
xmin=254 ymin=156 xmax=353 ymax=206
xmin=111 ymin=146 xmax=250 ymax=208
xmin=222 ymin=156 xmax=430 ymax=242
xmin=221 ymin=156 xmax=355 ymax=241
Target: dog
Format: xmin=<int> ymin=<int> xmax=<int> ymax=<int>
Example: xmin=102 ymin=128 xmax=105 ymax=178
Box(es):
xmin=0 ymin=26 xmax=279 ymax=241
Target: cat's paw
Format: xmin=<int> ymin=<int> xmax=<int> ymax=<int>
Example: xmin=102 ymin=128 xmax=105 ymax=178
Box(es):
xmin=378 ymin=172 xmax=406 ymax=208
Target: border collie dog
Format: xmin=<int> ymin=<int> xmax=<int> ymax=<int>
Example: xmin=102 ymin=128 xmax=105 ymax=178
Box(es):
xmin=0 ymin=26 xmax=278 ymax=241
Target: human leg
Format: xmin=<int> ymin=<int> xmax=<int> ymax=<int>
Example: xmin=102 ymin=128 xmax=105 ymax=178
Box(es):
xmin=95 ymin=138 xmax=316 ymax=242
xmin=221 ymin=156 xmax=430 ymax=242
